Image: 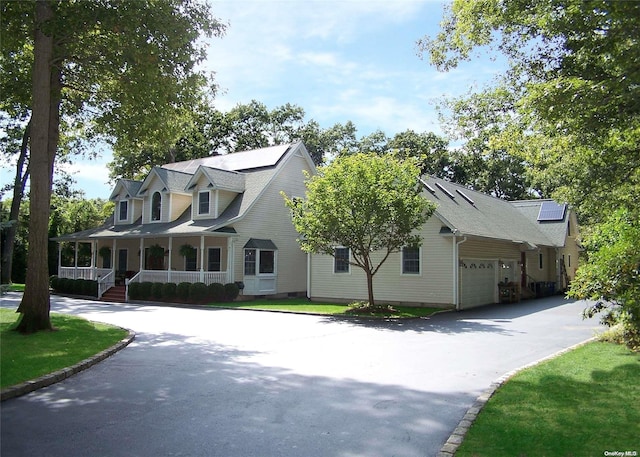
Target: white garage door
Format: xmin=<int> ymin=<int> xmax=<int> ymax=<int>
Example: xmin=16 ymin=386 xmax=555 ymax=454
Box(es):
xmin=459 ymin=259 xmax=497 ymax=309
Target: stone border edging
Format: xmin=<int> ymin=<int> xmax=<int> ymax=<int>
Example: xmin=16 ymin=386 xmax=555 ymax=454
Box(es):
xmin=1 ymin=328 xmax=135 ymax=402
xmin=436 ymin=336 xmax=598 ymax=457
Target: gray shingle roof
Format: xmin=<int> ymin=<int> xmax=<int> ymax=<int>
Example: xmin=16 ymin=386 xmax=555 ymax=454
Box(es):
xmin=422 ymin=176 xmax=558 ymax=247
xmin=138 ymin=167 xmax=193 ymax=195
xmin=511 ymin=200 xmax=569 ymax=247
xmin=185 ymin=166 xmax=246 ymax=192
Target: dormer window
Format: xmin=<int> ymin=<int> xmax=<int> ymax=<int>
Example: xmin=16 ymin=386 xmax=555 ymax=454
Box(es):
xmin=198 ymin=191 xmax=210 ymax=215
xmin=118 ymin=200 xmax=128 ymax=221
xmin=152 ymin=192 xmax=162 ymax=221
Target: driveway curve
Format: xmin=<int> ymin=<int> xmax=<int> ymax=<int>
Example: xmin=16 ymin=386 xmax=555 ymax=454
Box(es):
xmin=1 ymin=293 xmax=601 ymax=457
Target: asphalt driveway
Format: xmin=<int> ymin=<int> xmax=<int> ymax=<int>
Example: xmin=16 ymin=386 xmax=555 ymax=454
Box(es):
xmin=1 ymin=293 xmax=602 ymax=457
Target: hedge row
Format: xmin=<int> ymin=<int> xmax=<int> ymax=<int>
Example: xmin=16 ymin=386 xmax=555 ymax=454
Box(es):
xmin=128 ymin=281 xmax=239 ymax=303
xmin=50 ymin=276 xmax=98 ymax=297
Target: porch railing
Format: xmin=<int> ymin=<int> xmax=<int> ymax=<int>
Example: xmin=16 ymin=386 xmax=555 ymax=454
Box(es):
xmin=58 ymin=267 xmax=113 ymax=280
xmin=97 ymin=270 xmax=115 ymax=300
xmin=135 ymin=270 xmax=228 ymax=285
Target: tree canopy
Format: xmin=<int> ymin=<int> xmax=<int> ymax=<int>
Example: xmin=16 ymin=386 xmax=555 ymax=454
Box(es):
xmin=283 ymin=153 xmax=435 ymax=307
xmin=2 ymin=0 xmax=223 ymax=332
xmin=420 ymin=0 xmax=640 ymax=220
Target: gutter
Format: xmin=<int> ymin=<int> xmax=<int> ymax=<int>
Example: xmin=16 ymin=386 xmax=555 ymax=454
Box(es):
xmin=453 ymin=232 xmax=467 ymax=311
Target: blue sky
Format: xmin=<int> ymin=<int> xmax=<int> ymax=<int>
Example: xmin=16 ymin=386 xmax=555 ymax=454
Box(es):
xmin=53 ymin=0 xmax=505 ymax=199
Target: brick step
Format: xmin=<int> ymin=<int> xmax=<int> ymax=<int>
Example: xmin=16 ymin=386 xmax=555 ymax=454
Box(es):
xmin=101 ymin=286 xmax=127 ymax=303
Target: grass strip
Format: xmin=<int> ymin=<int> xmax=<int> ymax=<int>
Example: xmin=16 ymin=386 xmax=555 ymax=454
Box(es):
xmin=0 ymin=308 xmax=128 ymax=389
xmin=207 ymin=298 xmax=441 ymax=318
xmin=456 ymin=341 xmax=640 ymax=456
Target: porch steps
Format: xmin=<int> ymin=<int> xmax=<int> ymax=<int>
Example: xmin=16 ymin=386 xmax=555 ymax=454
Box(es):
xmin=101 ymin=285 xmax=127 ymax=303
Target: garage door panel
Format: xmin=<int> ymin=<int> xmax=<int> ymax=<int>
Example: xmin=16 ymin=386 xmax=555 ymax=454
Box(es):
xmin=460 ymin=259 xmax=497 ymax=309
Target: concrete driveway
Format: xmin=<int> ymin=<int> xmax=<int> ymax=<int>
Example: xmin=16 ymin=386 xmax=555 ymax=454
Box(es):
xmin=1 ymin=293 xmax=601 ymax=457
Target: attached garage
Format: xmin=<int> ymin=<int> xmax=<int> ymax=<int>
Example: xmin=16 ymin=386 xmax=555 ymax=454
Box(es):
xmin=459 ymin=259 xmax=498 ymax=309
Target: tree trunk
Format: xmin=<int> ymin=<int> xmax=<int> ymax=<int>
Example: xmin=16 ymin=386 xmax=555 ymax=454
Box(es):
xmin=1 ymin=119 xmax=30 ymax=285
xmin=365 ymin=269 xmax=375 ymax=307
xmin=16 ymin=0 xmax=57 ymax=333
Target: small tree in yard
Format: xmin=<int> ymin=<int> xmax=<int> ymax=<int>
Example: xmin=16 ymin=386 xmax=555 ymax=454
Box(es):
xmin=569 ymin=208 xmax=640 ymax=351
xmin=283 ymin=153 xmax=435 ymax=308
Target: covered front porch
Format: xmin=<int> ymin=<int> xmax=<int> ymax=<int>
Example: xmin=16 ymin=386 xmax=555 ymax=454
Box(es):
xmin=57 ymin=233 xmax=236 ymax=300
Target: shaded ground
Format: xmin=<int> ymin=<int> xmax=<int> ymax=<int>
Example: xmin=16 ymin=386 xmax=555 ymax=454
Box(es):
xmin=0 ymin=293 xmax=602 ymax=457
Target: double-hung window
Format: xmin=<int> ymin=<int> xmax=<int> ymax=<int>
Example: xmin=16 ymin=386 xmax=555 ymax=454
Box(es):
xmin=208 ymin=248 xmax=221 ymax=271
xmin=244 ymin=249 xmax=275 ymax=275
xmin=198 ymin=191 xmax=210 ymax=215
xmin=118 ymin=201 xmax=128 ymax=221
xmin=334 ymin=247 xmax=350 ymax=273
xmin=402 ymin=246 xmax=420 ymax=274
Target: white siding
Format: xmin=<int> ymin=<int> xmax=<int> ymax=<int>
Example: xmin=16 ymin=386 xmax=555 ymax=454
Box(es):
xmin=170 ymin=194 xmax=191 ymax=220
xmin=233 ymin=151 xmax=313 ymax=296
xmin=309 ymin=217 xmax=454 ymax=306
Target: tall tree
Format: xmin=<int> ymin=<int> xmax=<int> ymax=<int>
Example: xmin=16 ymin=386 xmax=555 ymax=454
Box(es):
xmin=420 ymin=0 xmax=640 ymax=220
xmin=283 ymin=154 xmax=434 ymax=307
xmin=3 ymin=0 xmax=223 ymax=333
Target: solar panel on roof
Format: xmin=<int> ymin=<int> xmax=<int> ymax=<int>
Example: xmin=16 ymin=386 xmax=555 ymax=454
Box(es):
xmin=537 ymin=201 xmax=566 ymax=221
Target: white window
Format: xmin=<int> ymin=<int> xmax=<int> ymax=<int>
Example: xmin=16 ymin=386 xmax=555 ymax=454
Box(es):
xmin=244 ymin=249 xmax=276 ymax=276
xmin=151 ymin=192 xmax=162 ymax=221
xmin=198 ymin=191 xmax=210 ymax=215
xmin=402 ymin=246 xmax=420 ymax=274
xmin=334 ymin=247 xmax=350 ymax=273
xmin=118 ymin=200 xmax=128 ymax=221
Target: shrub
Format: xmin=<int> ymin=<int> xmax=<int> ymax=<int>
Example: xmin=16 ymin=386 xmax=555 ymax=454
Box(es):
xmin=162 ymin=282 xmax=177 ymax=300
xmin=50 ymin=275 xmax=59 ymax=291
xmin=151 ymin=282 xmax=164 ymax=299
xmin=139 ymin=282 xmax=153 ymax=300
xmin=58 ymin=278 xmax=72 ymax=293
xmin=128 ymin=282 xmax=142 ymax=300
xmin=177 ymin=282 xmax=191 ymax=299
xmin=224 ymin=282 xmax=240 ymax=301
xmin=207 ymin=282 xmax=226 ymax=302
xmin=83 ymin=279 xmax=97 ymax=297
xmin=73 ymin=279 xmax=85 ymax=295
xmin=189 ymin=282 xmax=208 ymax=302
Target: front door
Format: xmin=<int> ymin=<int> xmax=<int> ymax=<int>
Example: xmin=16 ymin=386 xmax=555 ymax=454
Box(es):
xmin=118 ymin=249 xmax=128 ymax=273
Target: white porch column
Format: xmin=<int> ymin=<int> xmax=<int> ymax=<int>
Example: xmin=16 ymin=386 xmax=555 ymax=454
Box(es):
xmin=199 ymin=235 xmax=205 ymax=282
xmin=227 ymin=237 xmax=234 ymax=283
xmin=58 ymin=242 xmax=62 ymax=276
xmin=168 ymin=237 xmax=173 ymax=283
xmin=92 ymin=240 xmax=97 ymax=280
xmin=74 ymin=241 xmax=79 ymax=279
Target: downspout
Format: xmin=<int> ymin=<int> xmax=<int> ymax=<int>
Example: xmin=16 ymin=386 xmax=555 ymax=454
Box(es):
xmin=453 ymin=233 xmax=467 ymax=311
xmin=306 ymin=252 xmax=311 ymax=300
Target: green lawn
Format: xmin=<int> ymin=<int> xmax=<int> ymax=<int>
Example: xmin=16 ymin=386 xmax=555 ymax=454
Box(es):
xmin=456 ymin=341 xmax=640 ymax=456
xmin=0 ymin=308 xmax=128 ymax=389
xmin=207 ymin=298 xmax=442 ymax=318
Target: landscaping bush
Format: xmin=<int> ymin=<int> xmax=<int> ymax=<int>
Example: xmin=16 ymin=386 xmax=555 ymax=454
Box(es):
xmin=224 ymin=282 xmax=240 ymax=301
xmin=83 ymin=279 xmax=98 ymax=297
xmin=151 ymin=282 xmax=164 ymax=299
xmin=50 ymin=275 xmax=60 ymax=291
xmin=73 ymin=279 xmax=86 ymax=295
xmin=139 ymin=281 xmax=153 ymax=300
xmin=189 ymin=282 xmax=208 ymax=302
xmin=162 ymin=282 xmax=177 ymax=300
xmin=128 ymin=282 xmax=142 ymax=300
xmin=177 ymin=282 xmax=191 ymax=299
xmin=58 ymin=278 xmax=73 ymax=294
xmin=207 ymin=282 xmax=226 ymax=302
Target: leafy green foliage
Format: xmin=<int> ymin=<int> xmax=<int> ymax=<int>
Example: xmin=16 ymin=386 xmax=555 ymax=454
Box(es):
xmin=283 ymin=153 xmax=434 ymax=305
xmin=569 ymin=209 xmax=640 ymax=351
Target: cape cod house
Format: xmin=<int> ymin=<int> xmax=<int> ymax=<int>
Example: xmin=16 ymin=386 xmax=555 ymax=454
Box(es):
xmin=307 ymin=175 xmax=580 ymax=310
xmin=54 ymin=142 xmax=316 ymax=301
